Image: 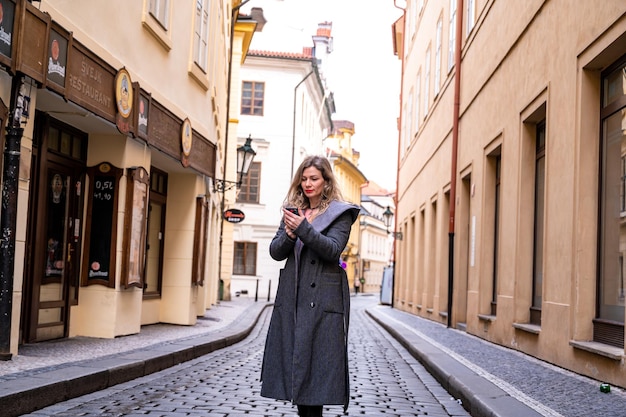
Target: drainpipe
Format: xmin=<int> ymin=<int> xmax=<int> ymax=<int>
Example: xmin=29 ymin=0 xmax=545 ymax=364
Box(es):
xmin=391 ymin=0 xmax=405 ymax=308
xmin=447 ymin=0 xmax=463 ymax=328
xmin=291 ymin=70 xmax=314 ymax=178
xmin=0 ymin=75 xmax=26 ymax=360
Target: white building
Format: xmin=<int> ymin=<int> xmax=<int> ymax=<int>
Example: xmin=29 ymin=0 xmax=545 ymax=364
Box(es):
xmin=228 ymin=22 xmax=335 ymax=300
xmin=359 ymin=182 xmax=395 ymax=294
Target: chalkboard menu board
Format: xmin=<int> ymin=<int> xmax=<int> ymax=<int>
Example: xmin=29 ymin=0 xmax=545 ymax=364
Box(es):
xmin=82 ymin=162 xmax=122 ymax=287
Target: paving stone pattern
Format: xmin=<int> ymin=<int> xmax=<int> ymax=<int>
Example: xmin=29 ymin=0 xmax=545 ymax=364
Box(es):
xmin=21 ymin=296 xmax=468 ymax=417
xmin=373 ymin=306 xmax=626 ymax=417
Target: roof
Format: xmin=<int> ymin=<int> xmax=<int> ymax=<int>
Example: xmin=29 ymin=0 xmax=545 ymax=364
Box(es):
xmin=248 ymin=49 xmax=314 ymax=60
xmin=361 ymin=180 xmax=395 ymax=196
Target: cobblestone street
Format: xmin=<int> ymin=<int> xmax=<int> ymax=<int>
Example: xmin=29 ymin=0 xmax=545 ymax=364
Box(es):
xmin=22 ymin=295 xmax=468 ymax=417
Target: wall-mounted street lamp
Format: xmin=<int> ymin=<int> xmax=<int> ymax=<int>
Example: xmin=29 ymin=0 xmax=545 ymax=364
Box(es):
xmin=383 ymin=206 xmax=402 ymax=240
xmin=214 ymin=135 xmax=257 ymax=193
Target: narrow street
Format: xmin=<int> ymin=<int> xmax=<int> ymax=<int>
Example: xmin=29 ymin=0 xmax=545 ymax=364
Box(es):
xmin=24 ymin=295 xmax=468 ymax=417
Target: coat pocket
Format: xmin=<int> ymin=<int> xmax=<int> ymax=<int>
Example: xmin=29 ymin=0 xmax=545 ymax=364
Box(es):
xmin=320 ymin=272 xmax=343 ymax=313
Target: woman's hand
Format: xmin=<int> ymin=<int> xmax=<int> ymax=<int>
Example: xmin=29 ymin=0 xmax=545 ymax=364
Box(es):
xmin=283 ymin=208 xmax=305 ymax=239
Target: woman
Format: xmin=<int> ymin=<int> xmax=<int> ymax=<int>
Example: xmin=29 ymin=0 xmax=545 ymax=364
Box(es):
xmin=260 ymin=155 xmax=360 ymax=417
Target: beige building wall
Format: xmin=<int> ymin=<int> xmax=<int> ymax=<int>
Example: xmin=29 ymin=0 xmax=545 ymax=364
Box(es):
xmin=397 ymin=0 xmax=626 ymax=388
xmin=2 ymin=0 xmax=241 ymax=353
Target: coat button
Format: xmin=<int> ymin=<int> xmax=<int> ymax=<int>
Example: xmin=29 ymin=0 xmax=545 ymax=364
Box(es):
xmin=310 ymin=260 xmax=316 ymax=264
xmin=310 ymin=302 xmax=316 ymax=308
xmin=310 ymin=282 xmax=316 ymax=288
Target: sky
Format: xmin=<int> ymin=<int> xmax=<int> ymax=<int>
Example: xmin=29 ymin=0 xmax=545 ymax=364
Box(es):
xmin=240 ymin=0 xmax=403 ymax=191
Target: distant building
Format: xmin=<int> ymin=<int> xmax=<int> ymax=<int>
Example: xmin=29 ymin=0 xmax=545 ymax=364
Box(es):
xmin=230 ymin=21 xmax=335 ymax=300
xmin=360 ymin=181 xmax=395 ymax=294
xmin=326 ymin=120 xmax=368 ymax=293
xmin=393 ymin=0 xmax=626 ymax=389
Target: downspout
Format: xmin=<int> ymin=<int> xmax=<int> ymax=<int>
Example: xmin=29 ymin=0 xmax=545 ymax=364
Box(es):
xmin=291 ymin=70 xmax=314 ymax=178
xmin=447 ymin=0 xmax=463 ymax=328
xmin=217 ymin=0 xmax=251 ymax=301
xmin=391 ymin=0 xmax=405 ymax=308
xmin=0 ymin=75 xmax=26 ymax=360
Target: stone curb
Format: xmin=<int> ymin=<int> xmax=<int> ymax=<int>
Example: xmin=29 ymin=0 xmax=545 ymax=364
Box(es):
xmin=0 ymin=301 xmax=272 ymax=417
xmin=365 ymin=306 xmax=544 ymax=417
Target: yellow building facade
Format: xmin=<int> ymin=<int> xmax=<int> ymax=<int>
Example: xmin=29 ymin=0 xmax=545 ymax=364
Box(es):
xmin=326 ymin=120 xmax=366 ymax=292
xmin=395 ymin=0 xmax=626 ymax=388
xmin=0 ymin=0 xmax=258 ymax=357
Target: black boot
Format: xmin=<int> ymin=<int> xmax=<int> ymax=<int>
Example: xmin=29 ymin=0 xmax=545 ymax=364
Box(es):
xmin=297 ymin=405 xmax=323 ymax=417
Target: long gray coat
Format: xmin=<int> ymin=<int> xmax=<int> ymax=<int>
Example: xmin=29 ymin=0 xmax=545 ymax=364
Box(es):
xmin=260 ymin=200 xmax=359 ymax=411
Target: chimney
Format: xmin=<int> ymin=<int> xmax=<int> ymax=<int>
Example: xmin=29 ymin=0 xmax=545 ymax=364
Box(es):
xmin=312 ymin=21 xmax=333 ymax=65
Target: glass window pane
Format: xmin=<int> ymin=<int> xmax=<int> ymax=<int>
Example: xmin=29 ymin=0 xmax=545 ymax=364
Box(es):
xmin=600 ymin=108 xmax=626 ymax=320
xmin=60 ymin=132 xmax=71 ymax=155
xmin=71 ymin=136 xmax=81 ymax=159
xmin=48 ymin=127 xmax=60 ymax=151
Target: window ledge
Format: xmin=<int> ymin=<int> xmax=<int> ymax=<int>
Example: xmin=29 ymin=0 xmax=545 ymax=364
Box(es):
xmin=426 ymin=308 xmax=433 ymax=314
xmin=513 ymin=322 xmax=541 ymax=334
xmin=478 ymin=314 xmax=496 ymax=322
xmin=439 ymin=311 xmax=448 ymax=319
xmin=569 ymin=340 xmax=624 ymax=361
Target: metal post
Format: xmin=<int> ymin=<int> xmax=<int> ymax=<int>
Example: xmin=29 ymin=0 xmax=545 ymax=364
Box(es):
xmin=0 ymin=126 xmax=23 ymax=361
xmin=1 ymin=74 xmax=27 ymax=360
xmin=267 ymin=280 xmax=271 ymax=302
xmin=255 ymin=279 xmax=259 ymax=302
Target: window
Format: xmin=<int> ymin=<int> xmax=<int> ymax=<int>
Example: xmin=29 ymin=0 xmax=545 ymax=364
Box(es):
xmin=596 ymin=59 xmax=626 ymax=348
xmin=531 ymin=121 xmax=545 ymax=325
xmin=467 ymin=0 xmax=476 ymax=35
xmin=424 ymin=47 xmax=431 ymax=117
xmin=149 ymin=0 xmax=170 ymax=30
xmin=414 ymin=71 xmax=421 ymax=133
xmin=434 ymin=17 xmax=442 ymax=96
xmin=193 ymin=0 xmax=210 ymax=71
xmin=401 ymin=103 xmax=408 ymax=157
xmin=233 ymin=242 xmax=257 ymax=275
xmin=491 ymin=152 xmax=502 ymax=315
xmin=241 ymin=81 xmax=265 ymax=116
xmin=237 ymin=161 xmax=261 ymax=204
xmin=406 ymin=89 xmax=413 ymax=141
xmin=448 ymin=0 xmax=456 ymax=71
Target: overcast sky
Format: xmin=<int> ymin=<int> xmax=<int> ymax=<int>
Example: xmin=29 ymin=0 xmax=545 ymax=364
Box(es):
xmin=240 ymin=0 xmax=402 ymax=191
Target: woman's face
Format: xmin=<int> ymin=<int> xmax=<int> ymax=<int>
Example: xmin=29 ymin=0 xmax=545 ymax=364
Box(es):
xmin=301 ymin=166 xmax=325 ymax=201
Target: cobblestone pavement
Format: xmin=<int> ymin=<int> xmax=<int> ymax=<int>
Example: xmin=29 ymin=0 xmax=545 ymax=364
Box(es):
xmin=367 ymin=304 xmax=626 ymax=417
xmin=20 ymin=296 xmax=469 ymax=417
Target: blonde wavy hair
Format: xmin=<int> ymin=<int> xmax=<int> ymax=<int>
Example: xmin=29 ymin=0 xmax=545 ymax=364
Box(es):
xmin=283 ymin=155 xmax=343 ymax=214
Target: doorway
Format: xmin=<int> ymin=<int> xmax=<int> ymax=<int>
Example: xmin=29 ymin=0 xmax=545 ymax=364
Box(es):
xmin=22 ymin=115 xmax=86 ymax=343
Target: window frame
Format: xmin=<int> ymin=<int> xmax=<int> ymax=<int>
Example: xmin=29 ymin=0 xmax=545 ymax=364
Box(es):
xmin=233 ymin=241 xmax=257 ymax=276
xmin=530 ymin=120 xmax=546 ymax=326
xmin=448 ymin=0 xmax=456 ymax=72
xmin=193 ymin=0 xmax=210 ymax=72
xmin=594 ymin=57 xmax=626 ymax=348
xmin=434 ymin=17 xmax=442 ymax=96
xmin=149 ymin=0 xmax=170 ymax=30
xmin=237 ymin=161 xmax=261 ymax=204
xmin=241 ymin=81 xmax=265 ymax=116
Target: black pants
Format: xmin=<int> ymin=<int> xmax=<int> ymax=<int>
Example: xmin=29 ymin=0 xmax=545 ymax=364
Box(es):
xmin=297 ymin=405 xmax=323 ymax=417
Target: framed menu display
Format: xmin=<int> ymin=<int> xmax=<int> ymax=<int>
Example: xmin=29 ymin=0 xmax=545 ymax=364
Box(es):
xmin=121 ymin=167 xmax=149 ymax=289
xmin=82 ymin=162 xmax=122 ymax=287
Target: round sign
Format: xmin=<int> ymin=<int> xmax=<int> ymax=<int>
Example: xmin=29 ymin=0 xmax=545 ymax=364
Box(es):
xmin=223 ymin=208 xmax=245 ymax=223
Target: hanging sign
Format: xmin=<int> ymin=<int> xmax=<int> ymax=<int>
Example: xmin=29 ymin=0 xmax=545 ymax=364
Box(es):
xmin=223 ymin=208 xmax=245 ymax=223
